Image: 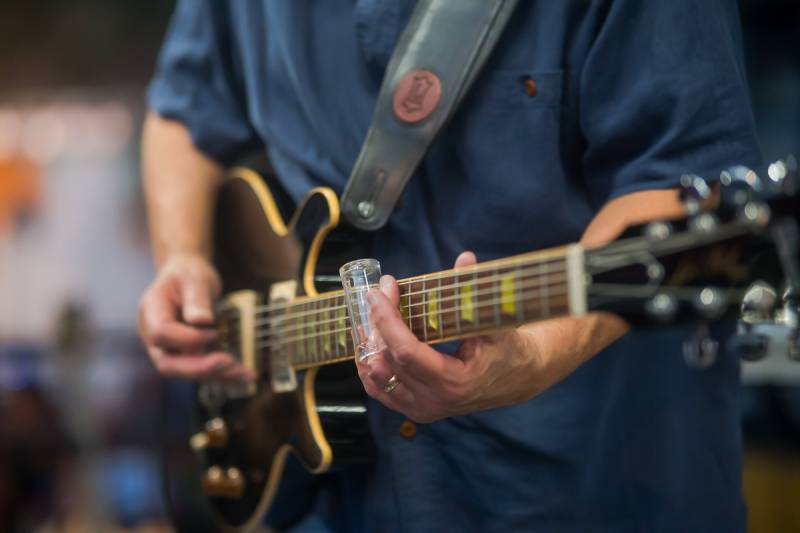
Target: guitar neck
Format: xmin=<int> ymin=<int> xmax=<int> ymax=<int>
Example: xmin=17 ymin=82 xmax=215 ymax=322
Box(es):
xmin=254 ymin=245 xmax=585 ymax=370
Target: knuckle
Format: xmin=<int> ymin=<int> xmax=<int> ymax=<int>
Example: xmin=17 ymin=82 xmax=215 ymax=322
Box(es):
xmin=392 ymin=342 xmax=418 ymax=365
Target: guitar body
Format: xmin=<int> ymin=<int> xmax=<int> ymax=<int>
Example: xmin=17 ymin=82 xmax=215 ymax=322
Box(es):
xmin=188 ymin=167 xmax=372 ymax=531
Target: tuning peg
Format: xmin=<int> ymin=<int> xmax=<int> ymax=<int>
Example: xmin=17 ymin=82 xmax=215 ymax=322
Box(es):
xmin=683 ymin=323 xmax=718 ymax=369
xmin=740 ymin=281 xmax=778 ymax=324
xmin=680 ymin=174 xmax=712 ymax=215
xmin=719 ymin=166 xmax=762 ymax=207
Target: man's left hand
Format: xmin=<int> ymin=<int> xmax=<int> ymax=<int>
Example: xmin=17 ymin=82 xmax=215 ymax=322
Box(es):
xmin=356 ymin=252 xmax=555 ymax=423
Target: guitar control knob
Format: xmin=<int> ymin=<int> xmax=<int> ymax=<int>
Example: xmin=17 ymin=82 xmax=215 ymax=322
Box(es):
xmin=202 ymin=465 xmax=246 ymax=499
xmin=205 ymin=417 xmax=228 ymax=447
xmin=189 ymin=417 xmax=228 ymax=451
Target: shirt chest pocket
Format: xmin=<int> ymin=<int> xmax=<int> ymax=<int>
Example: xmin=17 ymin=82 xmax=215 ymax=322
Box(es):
xmin=436 ymin=70 xmax=574 ymax=249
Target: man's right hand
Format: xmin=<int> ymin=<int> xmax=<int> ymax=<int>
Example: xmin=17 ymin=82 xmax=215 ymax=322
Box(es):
xmin=138 ymin=254 xmax=257 ymax=381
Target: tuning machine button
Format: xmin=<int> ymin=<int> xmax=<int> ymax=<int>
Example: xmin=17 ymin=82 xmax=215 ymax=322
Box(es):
xmin=694 ymin=287 xmax=727 ymax=319
xmin=767 ymin=156 xmax=797 ymax=195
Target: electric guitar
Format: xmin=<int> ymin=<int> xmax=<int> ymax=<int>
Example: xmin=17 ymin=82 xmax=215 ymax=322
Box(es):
xmin=170 ymin=159 xmax=799 ymax=532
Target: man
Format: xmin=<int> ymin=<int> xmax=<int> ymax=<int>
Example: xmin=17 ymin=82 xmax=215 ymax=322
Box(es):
xmin=139 ymin=1 xmax=762 ymax=531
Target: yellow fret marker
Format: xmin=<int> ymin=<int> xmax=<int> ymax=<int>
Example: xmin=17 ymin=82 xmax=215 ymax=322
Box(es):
xmin=337 ymin=307 xmax=347 ymax=348
xmin=400 ymin=294 xmax=410 ymax=322
xmin=427 ymin=289 xmax=440 ymax=330
xmin=501 ymin=273 xmax=516 ymax=315
xmin=460 ymin=283 xmax=475 ymax=322
xmin=322 ymin=309 xmax=331 ymax=353
xmin=296 ymin=318 xmax=306 ymax=358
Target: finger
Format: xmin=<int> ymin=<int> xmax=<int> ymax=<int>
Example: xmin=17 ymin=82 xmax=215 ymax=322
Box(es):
xmin=379 ymin=275 xmax=400 ymax=307
xmin=144 ymin=295 xmax=218 ymax=351
xmin=453 ymin=250 xmax=477 ymax=269
xmin=150 ymin=349 xmax=238 ymax=380
xmin=179 ymin=274 xmax=217 ymax=326
xmin=368 ymin=288 xmax=463 ymax=385
xmin=355 ymin=352 xmax=394 ymax=390
xmin=355 ymin=359 xmax=415 ymax=411
xmin=215 ymin=364 xmax=259 ymax=382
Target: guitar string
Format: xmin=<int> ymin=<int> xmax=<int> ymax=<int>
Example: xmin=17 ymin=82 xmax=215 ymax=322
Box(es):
xmin=250 ymin=284 xmax=569 ymax=350
xmin=239 ymin=255 xmax=568 ymax=315
xmin=244 ymin=267 xmax=568 ymax=329
xmin=252 ymin=292 xmax=570 ymax=357
xmin=253 ymin=290 xmax=570 ymax=360
xmin=246 ymin=275 xmax=568 ymax=340
xmin=227 ymin=264 xmax=568 ymax=327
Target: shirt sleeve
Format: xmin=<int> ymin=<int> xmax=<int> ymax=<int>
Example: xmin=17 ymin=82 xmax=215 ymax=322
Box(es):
xmin=580 ymin=0 xmax=763 ymax=204
xmin=147 ymin=0 xmax=258 ymax=164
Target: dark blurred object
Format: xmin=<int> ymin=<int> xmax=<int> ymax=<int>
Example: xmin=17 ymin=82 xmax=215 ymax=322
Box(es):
xmin=0 ymin=344 xmax=75 ymax=533
xmin=740 ymin=0 xmax=800 ymax=159
xmin=0 ymin=0 xmax=175 ymax=91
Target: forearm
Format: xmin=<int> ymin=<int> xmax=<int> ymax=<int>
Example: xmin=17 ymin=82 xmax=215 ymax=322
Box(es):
xmin=142 ymin=112 xmax=226 ymax=266
xmin=519 ymin=188 xmax=697 ymax=388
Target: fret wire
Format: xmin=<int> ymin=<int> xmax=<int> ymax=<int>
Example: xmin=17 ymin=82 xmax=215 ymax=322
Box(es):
xmin=250 ymin=273 xmax=568 ymax=341
xmin=473 ymin=269 xmax=480 ymax=329
xmin=256 ymin=286 xmax=569 ymax=351
xmin=454 ymin=270 xmax=462 ymax=337
xmin=541 ymin=261 xmax=549 ymax=318
xmin=248 ymin=255 xmax=569 ymax=315
xmin=241 ymin=264 xmax=568 ymax=326
xmin=260 ymin=284 xmax=569 ymax=347
xmin=437 ymin=275 xmax=443 ymax=339
xmin=493 ymin=267 xmax=501 ymax=326
xmin=422 ymin=278 xmax=429 ymax=343
xmin=516 ymin=263 xmax=524 ymax=324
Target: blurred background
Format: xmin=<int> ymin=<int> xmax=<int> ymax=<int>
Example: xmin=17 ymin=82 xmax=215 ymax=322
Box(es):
xmin=0 ymin=1 xmax=798 ymax=532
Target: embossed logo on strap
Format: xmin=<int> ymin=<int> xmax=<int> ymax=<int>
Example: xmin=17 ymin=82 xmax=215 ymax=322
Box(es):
xmin=393 ymin=69 xmax=442 ymax=124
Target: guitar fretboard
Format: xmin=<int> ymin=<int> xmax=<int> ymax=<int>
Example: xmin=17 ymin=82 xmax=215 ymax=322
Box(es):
xmin=250 ymin=247 xmax=574 ymax=370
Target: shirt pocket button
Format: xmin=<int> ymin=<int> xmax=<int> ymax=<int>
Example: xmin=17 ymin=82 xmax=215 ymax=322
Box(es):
xmin=399 ymin=420 xmax=417 ymax=439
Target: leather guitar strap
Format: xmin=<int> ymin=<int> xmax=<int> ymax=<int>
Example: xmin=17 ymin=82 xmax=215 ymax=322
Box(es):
xmin=340 ymin=0 xmax=519 ymax=230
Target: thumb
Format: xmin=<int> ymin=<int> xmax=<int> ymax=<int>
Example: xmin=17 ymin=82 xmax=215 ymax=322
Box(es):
xmin=378 ymin=274 xmax=400 ymax=308
xmin=454 ymin=251 xmax=477 ymax=269
xmin=179 ymin=274 xmax=217 ymax=326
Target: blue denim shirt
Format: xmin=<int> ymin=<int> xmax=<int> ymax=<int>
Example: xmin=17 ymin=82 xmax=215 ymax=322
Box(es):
xmin=149 ymin=1 xmax=762 ymax=531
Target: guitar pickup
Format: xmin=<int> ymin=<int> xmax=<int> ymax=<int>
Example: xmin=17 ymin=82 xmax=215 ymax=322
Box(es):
xmin=269 ymin=281 xmax=298 ymax=393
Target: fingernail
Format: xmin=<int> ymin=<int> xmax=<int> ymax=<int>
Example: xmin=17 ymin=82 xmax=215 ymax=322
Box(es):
xmin=367 ymin=288 xmax=381 ymax=307
xmin=379 ymin=275 xmax=393 ymax=293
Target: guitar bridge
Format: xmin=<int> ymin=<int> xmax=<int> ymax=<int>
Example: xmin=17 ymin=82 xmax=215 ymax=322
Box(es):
xmin=217 ymin=290 xmax=260 ymax=397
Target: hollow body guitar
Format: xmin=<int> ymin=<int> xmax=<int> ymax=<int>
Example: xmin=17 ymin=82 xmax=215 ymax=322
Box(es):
xmin=183 ymin=164 xmax=796 ymax=531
